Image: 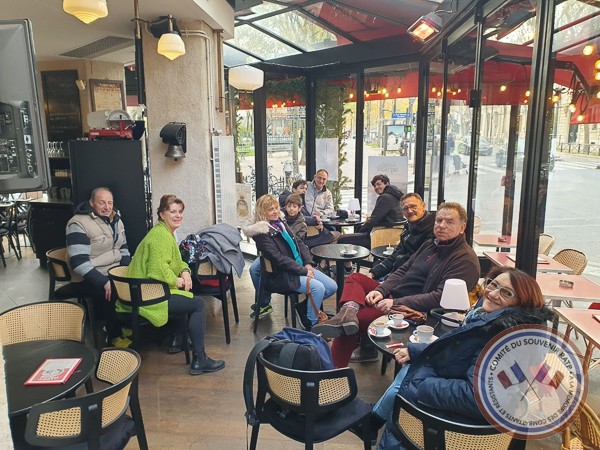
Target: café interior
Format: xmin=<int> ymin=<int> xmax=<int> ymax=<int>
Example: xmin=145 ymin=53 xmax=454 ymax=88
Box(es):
xmin=1 ymin=0 xmax=600 ymax=448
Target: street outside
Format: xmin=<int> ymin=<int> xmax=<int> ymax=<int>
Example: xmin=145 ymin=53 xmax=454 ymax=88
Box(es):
xmin=239 ymin=141 xmax=600 ymax=282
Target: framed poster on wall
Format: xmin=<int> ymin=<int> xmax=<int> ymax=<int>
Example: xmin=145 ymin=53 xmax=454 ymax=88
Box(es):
xmin=89 ymin=79 xmax=125 ymax=111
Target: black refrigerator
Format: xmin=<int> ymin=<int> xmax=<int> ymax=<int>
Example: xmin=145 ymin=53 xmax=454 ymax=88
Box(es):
xmin=68 ymin=140 xmax=148 ymax=254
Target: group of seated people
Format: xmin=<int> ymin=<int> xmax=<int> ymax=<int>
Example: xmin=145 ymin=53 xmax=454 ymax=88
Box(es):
xmin=65 ymin=187 xmax=224 ymax=376
xmin=243 ymin=183 xmax=555 ymax=448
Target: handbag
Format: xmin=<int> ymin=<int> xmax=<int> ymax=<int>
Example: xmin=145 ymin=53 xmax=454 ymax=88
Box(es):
xmin=306 ymin=277 xmax=328 ymax=324
xmin=389 ymin=304 xmax=427 ymax=324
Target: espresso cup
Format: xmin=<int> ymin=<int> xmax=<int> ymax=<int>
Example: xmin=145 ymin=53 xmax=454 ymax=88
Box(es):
xmin=413 ymin=325 xmax=434 ymax=343
xmin=388 ymin=313 xmax=405 ymax=327
xmin=386 ymin=246 xmax=394 ymax=253
xmin=344 ymin=244 xmax=354 ymax=254
xmin=373 ymin=320 xmax=387 ymax=336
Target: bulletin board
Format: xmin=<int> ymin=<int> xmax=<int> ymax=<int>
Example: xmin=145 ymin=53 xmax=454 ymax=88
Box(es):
xmin=90 ymin=79 xmax=125 ymax=111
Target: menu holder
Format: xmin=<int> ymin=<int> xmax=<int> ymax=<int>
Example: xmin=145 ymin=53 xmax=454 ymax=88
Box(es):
xmin=24 ymin=358 xmax=82 ymax=385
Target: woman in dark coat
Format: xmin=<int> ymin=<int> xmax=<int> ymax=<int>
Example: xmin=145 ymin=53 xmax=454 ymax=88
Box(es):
xmin=243 ymin=195 xmax=337 ymax=328
xmin=373 ymin=266 xmax=554 ymax=449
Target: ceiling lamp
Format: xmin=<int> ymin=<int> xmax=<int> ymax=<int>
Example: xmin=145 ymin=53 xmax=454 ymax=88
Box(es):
xmin=229 ymin=65 xmax=264 ymax=91
xmin=408 ymin=12 xmax=443 ymax=42
xmin=157 ymin=16 xmax=186 ymax=60
xmin=63 ymin=0 xmax=108 ymax=24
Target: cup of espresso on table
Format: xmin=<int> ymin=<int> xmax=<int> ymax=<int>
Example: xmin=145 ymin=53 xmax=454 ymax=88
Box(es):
xmin=413 ymin=325 xmax=434 ymax=343
xmin=373 ymin=320 xmax=388 ymax=336
xmin=388 ymin=313 xmax=404 ymax=327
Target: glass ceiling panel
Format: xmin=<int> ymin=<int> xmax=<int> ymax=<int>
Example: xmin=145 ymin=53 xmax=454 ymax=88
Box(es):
xmin=227 ymin=24 xmax=302 ymax=60
xmin=254 ymin=11 xmax=351 ymax=52
xmin=235 ymin=2 xmax=286 ymax=21
xmin=304 ymin=2 xmax=403 ymax=41
xmin=223 ymin=45 xmax=260 ymax=67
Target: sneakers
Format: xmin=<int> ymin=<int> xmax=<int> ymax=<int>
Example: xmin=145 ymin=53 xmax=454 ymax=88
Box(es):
xmin=350 ymin=345 xmax=379 ymax=363
xmin=250 ymin=303 xmax=274 ymax=319
xmin=311 ymin=306 xmax=359 ymax=338
xmin=112 ymin=336 xmax=132 ymax=348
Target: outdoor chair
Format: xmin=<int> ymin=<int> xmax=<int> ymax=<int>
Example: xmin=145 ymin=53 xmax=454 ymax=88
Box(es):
xmin=553 ymin=248 xmax=587 ymax=275
xmin=0 ymin=202 xmax=21 ymax=265
xmin=391 ymin=394 xmax=525 ymax=450
xmin=473 ymin=215 xmax=482 ymax=234
xmin=191 ymin=257 xmax=239 ymax=344
xmin=561 ymin=402 xmax=600 ymax=450
xmin=538 ymin=233 xmax=555 ymax=255
xmin=0 ymin=300 xmax=85 ymax=346
xmin=24 ymin=347 xmax=148 ymax=450
xmin=108 ymin=265 xmax=190 ymax=364
xmin=253 ymin=255 xmax=299 ymax=333
xmin=47 ymin=247 xmax=98 ymax=347
xmin=248 ymin=353 xmax=372 ymax=449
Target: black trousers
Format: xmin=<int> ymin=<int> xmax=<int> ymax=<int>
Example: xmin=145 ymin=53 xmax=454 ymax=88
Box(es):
xmin=168 ymin=294 xmax=206 ymax=354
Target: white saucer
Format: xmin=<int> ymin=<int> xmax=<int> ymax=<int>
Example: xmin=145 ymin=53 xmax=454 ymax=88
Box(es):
xmin=346 ymin=218 xmax=359 ymax=222
xmin=387 ymin=319 xmax=409 ymax=330
xmin=329 ymin=216 xmax=339 ymax=220
xmin=340 ymin=250 xmax=358 ymax=256
xmin=321 ymin=218 xmax=330 ymax=223
xmin=441 ymin=312 xmax=464 ymax=328
xmin=368 ymin=327 xmax=391 ymax=338
xmin=383 ymin=250 xmax=394 ymax=256
xmin=409 ymin=334 xmax=439 ymax=344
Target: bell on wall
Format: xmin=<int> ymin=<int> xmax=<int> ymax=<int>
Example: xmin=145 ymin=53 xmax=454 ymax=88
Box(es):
xmin=164 ymin=144 xmax=186 ymax=160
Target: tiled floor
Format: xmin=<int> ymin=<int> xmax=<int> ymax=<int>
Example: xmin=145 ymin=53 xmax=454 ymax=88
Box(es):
xmin=1 ymin=246 xmax=598 ymax=449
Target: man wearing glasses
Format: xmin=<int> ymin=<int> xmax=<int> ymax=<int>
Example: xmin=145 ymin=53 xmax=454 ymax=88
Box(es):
xmin=312 ymin=201 xmax=480 ymax=368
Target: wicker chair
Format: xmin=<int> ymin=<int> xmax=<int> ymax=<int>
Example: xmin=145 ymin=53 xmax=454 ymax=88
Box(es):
xmin=0 ymin=300 xmax=85 ymax=346
xmin=392 ymin=394 xmax=525 ymax=450
xmin=561 ymin=402 xmax=600 ymax=450
xmin=249 ymin=353 xmax=373 ymax=449
xmin=191 ymin=258 xmax=239 ymax=344
xmin=253 ymin=255 xmax=299 ymax=333
xmin=553 ymin=249 xmax=588 ymax=275
xmin=24 ymin=348 xmax=148 ymax=450
xmin=473 ymin=215 xmax=482 ymax=234
xmin=356 ymin=226 xmax=403 ymax=272
xmin=108 ymin=265 xmax=190 ymax=363
xmin=46 ymin=247 xmax=98 ymax=347
xmin=538 ymin=233 xmax=555 ymax=255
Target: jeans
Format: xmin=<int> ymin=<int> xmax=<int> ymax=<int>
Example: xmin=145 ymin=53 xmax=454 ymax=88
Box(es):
xmin=294 ymin=270 xmax=337 ymax=325
xmin=373 ymin=365 xmax=410 ymax=450
xmin=249 ymin=258 xmax=271 ymax=306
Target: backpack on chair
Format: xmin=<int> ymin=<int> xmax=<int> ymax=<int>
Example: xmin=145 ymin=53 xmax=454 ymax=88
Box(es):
xmin=243 ymin=327 xmax=334 ymax=426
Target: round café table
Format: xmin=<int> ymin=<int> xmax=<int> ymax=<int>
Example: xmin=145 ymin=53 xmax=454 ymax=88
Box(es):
xmin=3 ymin=339 xmax=96 ymax=417
xmin=320 ymin=218 xmax=365 ymax=232
xmin=367 ymin=314 xmax=450 ymax=375
xmin=310 ymin=243 xmax=370 ymax=304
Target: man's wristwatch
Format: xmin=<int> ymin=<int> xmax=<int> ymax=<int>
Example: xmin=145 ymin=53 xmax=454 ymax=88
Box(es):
xmin=181 ymin=268 xmax=191 ymax=275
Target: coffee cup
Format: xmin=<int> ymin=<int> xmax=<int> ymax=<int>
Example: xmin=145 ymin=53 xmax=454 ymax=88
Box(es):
xmin=373 ymin=320 xmax=388 ymax=336
xmin=388 ymin=313 xmax=404 ymax=327
xmin=413 ymin=325 xmax=434 ymax=343
xmin=386 ymin=245 xmax=394 ymax=253
xmin=344 ymin=244 xmax=354 ymax=254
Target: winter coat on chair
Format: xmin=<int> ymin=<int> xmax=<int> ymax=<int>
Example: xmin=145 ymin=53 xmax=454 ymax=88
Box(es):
xmin=242 ymin=220 xmax=314 ymax=293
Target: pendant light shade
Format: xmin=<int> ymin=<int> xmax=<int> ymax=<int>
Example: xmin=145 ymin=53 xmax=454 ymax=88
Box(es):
xmin=229 ymin=65 xmax=264 ymax=91
xmin=63 ymin=0 xmax=108 ymax=24
xmin=157 ymin=16 xmax=185 ymax=60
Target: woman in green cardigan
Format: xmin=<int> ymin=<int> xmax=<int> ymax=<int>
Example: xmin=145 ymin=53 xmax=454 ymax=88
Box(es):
xmin=124 ymin=194 xmax=225 ymax=375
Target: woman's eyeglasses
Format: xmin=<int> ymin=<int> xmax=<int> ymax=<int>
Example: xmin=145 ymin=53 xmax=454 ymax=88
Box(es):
xmin=484 ymin=278 xmax=516 ymax=301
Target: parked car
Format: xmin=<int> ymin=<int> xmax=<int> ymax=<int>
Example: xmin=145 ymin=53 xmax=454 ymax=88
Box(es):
xmin=456 ymin=137 xmax=495 ymax=156
xmin=495 ymin=139 xmax=555 ymax=171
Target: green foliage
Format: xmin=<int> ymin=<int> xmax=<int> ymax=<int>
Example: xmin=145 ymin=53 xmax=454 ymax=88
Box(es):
xmin=315 ymin=82 xmax=351 ymax=209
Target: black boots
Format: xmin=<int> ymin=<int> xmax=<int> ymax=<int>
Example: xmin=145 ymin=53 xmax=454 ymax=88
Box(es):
xmin=190 ymin=350 xmax=225 ymax=375
xmin=168 ymin=333 xmax=192 ymax=354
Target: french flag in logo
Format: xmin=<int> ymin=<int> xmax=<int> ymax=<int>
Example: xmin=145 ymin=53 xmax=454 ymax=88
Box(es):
xmin=497 ymin=362 xmax=527 ymax=389
xmin=534 ymin=363 xmax=565 ymax=389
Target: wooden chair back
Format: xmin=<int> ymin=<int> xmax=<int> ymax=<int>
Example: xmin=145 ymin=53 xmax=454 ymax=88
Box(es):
xmin=553 ymin=249 xmax=587 ymax=275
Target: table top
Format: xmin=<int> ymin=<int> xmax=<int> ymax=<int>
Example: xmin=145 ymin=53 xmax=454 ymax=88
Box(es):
xmin=537 ymin=273 xmax=600 ymax=303
xmin=554 ymin=308 xmax=600 ymax=347
xmin=367 ymin=315 xmax=451 ymax=357
xmin=473 ymin=234 xmax=517 ymax=248
xmin=310 ymin=243 xmax=370 ymax=262
xmin=320 ymin=218 xmax=365 ymax=229
xmin=371 ymin=245 xmax=395 ymax=259
xmin=3 ymin=340 xmax=96 ymax=417
xmin=483 ymin=252 xmax=574 ymax=274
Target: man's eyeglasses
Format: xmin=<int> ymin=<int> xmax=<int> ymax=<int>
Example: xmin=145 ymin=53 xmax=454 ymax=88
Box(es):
xmin=484 ymin=278 xmax=516 ymax=301
xmin=401 ymin=204 xmax=419 ymax=213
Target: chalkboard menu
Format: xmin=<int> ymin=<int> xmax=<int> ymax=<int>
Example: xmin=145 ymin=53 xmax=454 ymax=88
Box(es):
xmin=41 ymin=70 xmax=83 ymax=142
